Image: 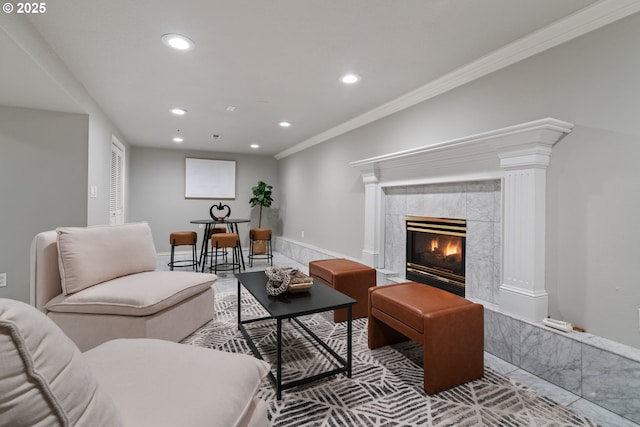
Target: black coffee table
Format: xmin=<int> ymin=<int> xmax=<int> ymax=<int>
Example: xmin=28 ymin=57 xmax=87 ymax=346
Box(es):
xmin=236 ymin=271 xmax=356 ymax=400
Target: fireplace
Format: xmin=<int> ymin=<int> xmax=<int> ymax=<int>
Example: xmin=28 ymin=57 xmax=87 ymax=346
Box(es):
xmin=405 ymin=216 xmax=466 ymax=297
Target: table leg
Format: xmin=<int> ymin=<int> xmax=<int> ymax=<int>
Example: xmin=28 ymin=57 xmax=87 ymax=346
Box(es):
xmin=199 ymin=224 xmax=212 ymax=272
xmin=228 ymin=223 xmax=246 ymax=270
xmin=277 ymin=318 xmax=282 ymax=400
xmin=237 ymin=279 xmax=241 ymax=330
xmin=347 ymin=305 xmax=352 ymax=378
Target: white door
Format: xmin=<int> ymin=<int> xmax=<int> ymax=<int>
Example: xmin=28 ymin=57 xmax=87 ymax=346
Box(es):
xmin=109 ymin=137 xmax=125 ymax=225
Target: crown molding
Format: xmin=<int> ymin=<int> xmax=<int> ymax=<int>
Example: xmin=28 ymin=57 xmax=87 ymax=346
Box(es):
xmin=275 ymin=0 xmax=640 ymax=160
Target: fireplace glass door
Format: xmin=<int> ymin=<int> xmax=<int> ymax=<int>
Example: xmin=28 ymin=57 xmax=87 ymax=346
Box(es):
xmin=405 ymin=216 xmax=466 ymax=296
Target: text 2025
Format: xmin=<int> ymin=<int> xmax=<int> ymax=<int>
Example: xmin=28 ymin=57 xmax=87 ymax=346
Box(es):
xmin=17 ymin=2 xmax=46 ymax=13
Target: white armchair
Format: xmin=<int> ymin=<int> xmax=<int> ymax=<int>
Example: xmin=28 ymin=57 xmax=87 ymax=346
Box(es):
xmin=0 ymin=298 xmax=270 ymax=427
xmin=30 ymin=222 xmax=216 ymax=351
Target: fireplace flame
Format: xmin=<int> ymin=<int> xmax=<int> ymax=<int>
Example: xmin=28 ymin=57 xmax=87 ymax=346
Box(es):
xmin=430 ymin=238 xmax=460 ymax=257
xmin=445 ymin=241 xmax=459 ymax=257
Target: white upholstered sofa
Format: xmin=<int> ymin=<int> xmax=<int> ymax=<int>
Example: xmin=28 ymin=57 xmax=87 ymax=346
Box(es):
xmin=30 ymin=222 xmax=216 ymax=351
xmin=0 ymin=298 xmax=270 ymax=427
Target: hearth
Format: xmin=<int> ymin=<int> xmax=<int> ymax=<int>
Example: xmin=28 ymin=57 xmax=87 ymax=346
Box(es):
xmin=405 ymin=216 xmax=466 ymax=296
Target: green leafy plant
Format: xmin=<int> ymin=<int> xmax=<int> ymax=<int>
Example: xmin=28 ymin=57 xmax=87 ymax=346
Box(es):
xmin=249 ymin=180 xmax=274 ymax=228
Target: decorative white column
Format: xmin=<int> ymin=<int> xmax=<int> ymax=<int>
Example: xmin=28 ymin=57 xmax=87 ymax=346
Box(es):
xmin=360 ymin=170 xmax=383 ymax=268
xmin=498 ymin=143 xmax=554 ymax=322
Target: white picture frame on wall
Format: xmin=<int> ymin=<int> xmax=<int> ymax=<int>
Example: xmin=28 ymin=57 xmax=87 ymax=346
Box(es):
xmin=184 ymin=158 xmax=236 ymax=199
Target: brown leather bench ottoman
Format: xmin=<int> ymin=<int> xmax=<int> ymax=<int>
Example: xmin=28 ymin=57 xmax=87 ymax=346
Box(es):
xmin=309 ymin=258 xmax=376 ymax=322
xmin=368 ymin=282 xmax=484 ymax=395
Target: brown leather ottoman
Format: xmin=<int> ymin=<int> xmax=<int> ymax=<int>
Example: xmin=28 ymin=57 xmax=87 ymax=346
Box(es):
xmin=309 ymin=258 xmax=376 ymax=322
xmin=368 ymin=282 xmax=484 ymax=395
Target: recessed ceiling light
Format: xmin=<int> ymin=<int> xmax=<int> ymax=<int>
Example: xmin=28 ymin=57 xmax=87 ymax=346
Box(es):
xmin=279 ymin=121 xmax=291 ymax=128
xmin=169 ymin=108 xmax=187 ymax=115
xmin=226 ymin=105 xmax=236 ymax=112
xmin=250 ymin=144 xmax=260 ymax=149
xmin=161 ymin=33 xmax=195 ymax=51
xmin=172 ymin=136 xmax=184 ymax=143
xmin=340 ymin=73 xmax=361 ymax=84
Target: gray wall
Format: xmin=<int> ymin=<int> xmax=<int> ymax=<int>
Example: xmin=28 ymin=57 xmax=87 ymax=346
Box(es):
xmin=279 ymin=139 xmax=365 ymax=257
xmin=278 ymin=13 xmax=640 ymax=348
xmin=0 ymin=106 xmax=89 ymax=302
xmin=0 ymin=15 xmax=132 ymax=303
xmin=87 ymin=116 xmax=131 ymax=226
xmin=129 ymin=147 xmax=279 ymax=253
xmin=1 ymin=12 xmax=131 ymax=229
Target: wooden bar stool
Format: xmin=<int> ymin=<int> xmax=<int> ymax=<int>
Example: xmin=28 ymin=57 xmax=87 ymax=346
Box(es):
xmin=208 ymin=226 xmax=228 ymax=258
xmin=210 ymin=233 xmax=241 ymax=274
xmin=207 ymin=226 xmax=228 ymax=238
xmin=248 ymin=228 xmax=273 ymax=267
xmin=168 ymin=231 xmax=198 ymax=271
xmin=199 ymin=226 xmax=227 ymax=271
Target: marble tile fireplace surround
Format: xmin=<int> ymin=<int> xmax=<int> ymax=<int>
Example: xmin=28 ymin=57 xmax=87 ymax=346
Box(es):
xmin=276 ymin=118 xmax=640 ymax=423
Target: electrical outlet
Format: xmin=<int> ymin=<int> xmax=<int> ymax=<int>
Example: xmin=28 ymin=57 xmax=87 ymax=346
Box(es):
xmin=0 ymin=273 xmax=6 ymax=288
xmin=638 ymin=308 xmax=640 ymax=331
xmin=301 ymin=231 xmax=305 ymax=238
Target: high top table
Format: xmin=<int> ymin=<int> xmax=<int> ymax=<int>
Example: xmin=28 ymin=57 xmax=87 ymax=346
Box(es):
xmin=236 ymin=271 xmax=356 ymax=400
xmin=190 ymin=218 xmax=250 ymax=272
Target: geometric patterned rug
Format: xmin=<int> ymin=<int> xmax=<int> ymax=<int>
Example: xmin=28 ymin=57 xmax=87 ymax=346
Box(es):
xmin=182 ymin=291 xmax=599 ymax=427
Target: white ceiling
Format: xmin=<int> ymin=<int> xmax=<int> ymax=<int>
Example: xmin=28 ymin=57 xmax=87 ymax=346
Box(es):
xmin=0 ymin=0 xmax=611 ymax=156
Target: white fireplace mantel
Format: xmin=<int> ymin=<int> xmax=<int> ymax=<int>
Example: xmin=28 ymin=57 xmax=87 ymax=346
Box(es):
xmin=350 ymin=117 xmax=574 ymax=321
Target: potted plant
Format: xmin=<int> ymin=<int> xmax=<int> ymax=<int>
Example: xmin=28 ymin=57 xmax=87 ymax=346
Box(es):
xmin=249 ymin=180 xmax=274 ymax=253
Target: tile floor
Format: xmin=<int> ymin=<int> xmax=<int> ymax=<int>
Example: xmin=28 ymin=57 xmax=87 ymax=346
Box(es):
xmin=160 ymin=250 xmax=638 ymax=427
